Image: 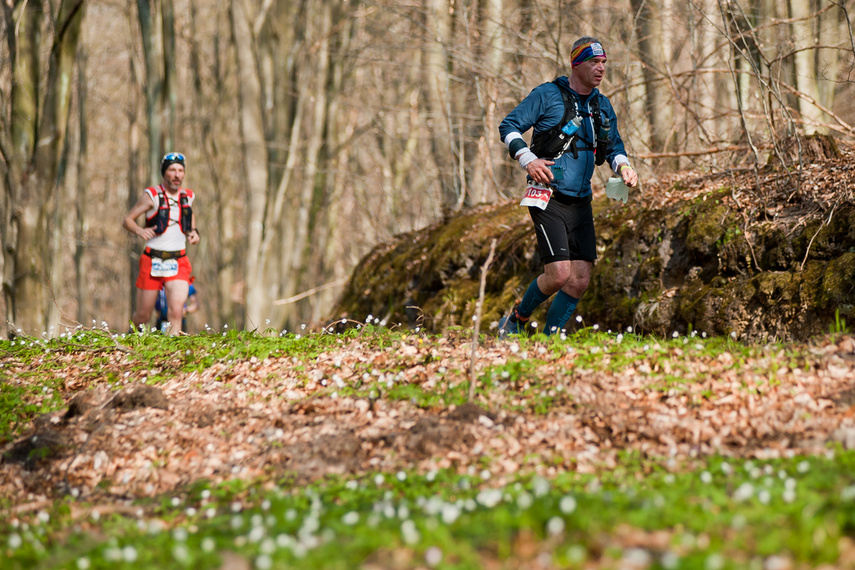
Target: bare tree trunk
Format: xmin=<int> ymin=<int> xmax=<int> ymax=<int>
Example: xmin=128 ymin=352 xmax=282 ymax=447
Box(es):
xmin=189 ymin=0 xmax=236 ymax=327
xmin=422 ymin=0 xmax=458 ymax=213
xmin=815 ymin=2 xmax=843 ymax=132
xmin=630 ymin=0 xmax=677 ymax=168
xmin=230 ymin=0 xmax=270 ymax=330
xmin=790 ymin=0 xmax=824 ymax=134
xmin=137 ymin=0 xmax=163 ymax=183
xmin=75 ymin=40 xmax=89 ymax=326
xmin=0 ymin=0 xmax=86 ymax=336
xmin=689 ymin=0 xmax=717 ymax=149
xmin=477 ymin=0 xmax=504 ymax=204
xmin=137 ymin=0 xmax=176 ymax=183
xmin=286 ymin=1 xmax=331 ymax=310
xmin=162 ymin=0 xmax=177 ymax=151
xmin=306 ymin=2 xmax=360 ymax=323
xmin=127 ymin=13 xmax=143 ymax=327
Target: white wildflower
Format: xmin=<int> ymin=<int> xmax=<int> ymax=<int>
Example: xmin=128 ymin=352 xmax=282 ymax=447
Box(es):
xmin=122 ymin=546 xmax=138 ymax=563
xmin=441 ymin=503 xmax=460 ymax=524
xmin=516 ymin=492 xmax=533 ymax=510
xmin=734 ymin=483 xmax=754 ymax=502
xmin=425 ymin=546 xmax=443 ymax=567
xmin=559 ymin=495 xmax=577 ymax=514
xmin=546 ymin=516 xmax=565 ymax=535
xmin=476 ymin=489 xmax=503 ymax=508
xmin=401 ymin=520 xmax=419 ymax=545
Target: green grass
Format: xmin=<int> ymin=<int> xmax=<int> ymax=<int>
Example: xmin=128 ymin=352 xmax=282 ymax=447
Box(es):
xmin=2 ymin=325 xmax=855 ymax=568
xmin=3 ymin=451 xmax=855 ymax=569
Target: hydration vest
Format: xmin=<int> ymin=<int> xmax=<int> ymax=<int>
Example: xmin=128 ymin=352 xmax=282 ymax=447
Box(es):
xmin=530 ymin=79 xmax=610 ymax=165
xmin=145 ymin=185 xmax=193 ymax=236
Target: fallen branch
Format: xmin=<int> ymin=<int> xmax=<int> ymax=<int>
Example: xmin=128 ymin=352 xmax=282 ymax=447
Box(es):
xmin=801 ymin=202 xmax=838 ymax=272
xmin=469 ymin=239 xmax=497 ymax=403
xmin=273 ymin=278 xmax=348 ymax=306
xmin=635 ymin=145 xmax=749 ymax=159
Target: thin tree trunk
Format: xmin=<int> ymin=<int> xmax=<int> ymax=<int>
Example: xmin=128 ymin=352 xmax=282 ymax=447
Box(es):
xmin=162 ymin=0 xmax=177 ymax=151
xmin=230 ymin=0 xmax=270 ymax=330
xmin=137 ymin=0 xmax=165 ymax=184
xmin=75 ymin=40 xmax=89 ymax=326
xmin=816 ymin=2 xmax=843 ymax=132
xmin=790 ymin=0 xmax=824 ymax=134
xmin=630 ymin=0 xmax=677 ymax=168
xmin=287 ymin=0 xmax=331 ymax=303
xmin=189 ymin=0 xmax=236 ymax=327
xmin=423 ymin=0 xmax=458 ymax=213
xmin=479 ymin=0 xmax=503 ymax=204
xmin=127 ymin=13 xmax=142 ymax=328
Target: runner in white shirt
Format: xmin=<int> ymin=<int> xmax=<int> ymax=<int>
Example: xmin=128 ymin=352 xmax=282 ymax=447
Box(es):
xmin=123 ymin=152 xmax=201 ymax=335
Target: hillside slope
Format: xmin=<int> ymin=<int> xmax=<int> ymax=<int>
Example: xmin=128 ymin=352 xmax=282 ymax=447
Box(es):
xmin=333 ymin=145 xmax=855 ymax=342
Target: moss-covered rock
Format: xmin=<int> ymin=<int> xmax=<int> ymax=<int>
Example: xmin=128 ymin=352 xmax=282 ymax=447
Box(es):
xmin=332 ymin=163 xmax=855 ymax=342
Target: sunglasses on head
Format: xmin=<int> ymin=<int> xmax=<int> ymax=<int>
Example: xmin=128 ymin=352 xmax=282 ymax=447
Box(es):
xmin=163 ymin=152 xmax=185 ymax=161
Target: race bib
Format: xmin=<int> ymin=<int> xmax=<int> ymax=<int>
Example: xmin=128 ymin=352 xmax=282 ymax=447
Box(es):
xmin=151 ymin=257 xmax=179 ymax=277
xmin=519 ymin=183 xmax=553 ymax=210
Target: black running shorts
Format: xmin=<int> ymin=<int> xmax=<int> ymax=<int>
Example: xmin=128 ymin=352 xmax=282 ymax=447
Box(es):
xmin=528 ymin=193 xmax=597 ymax=264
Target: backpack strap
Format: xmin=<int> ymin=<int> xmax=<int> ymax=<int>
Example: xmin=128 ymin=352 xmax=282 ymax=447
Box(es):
xmin=552 ymin=80 xmax=579 ymax=129
xmin=552 ymin=80 xmax=605 ymax=154
xmin=144 ymin=185 xmax=177 ymax=235
xmin=178 ymin=189 xmax=193 ymax=234
xmin=588 ymin=94 xmax=610 ymax=165
xmin=529 ymin=80 xmax=582 ymax=160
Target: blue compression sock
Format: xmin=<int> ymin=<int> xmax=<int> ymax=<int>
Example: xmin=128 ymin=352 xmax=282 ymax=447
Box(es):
xmin=544 ymin=290 xmax=579 ymax=335
xmin=517 ymin=279 xmax=550 ymax=318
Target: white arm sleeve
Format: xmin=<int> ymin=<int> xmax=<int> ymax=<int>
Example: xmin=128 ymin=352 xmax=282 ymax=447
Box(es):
xmin=504 ymin=132 xmax=538 ymax=169
xmin=611 ymin=154 xmax=630 ymax=173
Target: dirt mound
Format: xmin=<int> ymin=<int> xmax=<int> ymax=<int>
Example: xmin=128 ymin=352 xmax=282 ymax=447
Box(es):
xmin=447 ymin=402 xmax=496 ymax=423
xmin=4 ymin=429 xmax=70 ymax=469
xmin=107 ymin=385 xmax=169 ymax=411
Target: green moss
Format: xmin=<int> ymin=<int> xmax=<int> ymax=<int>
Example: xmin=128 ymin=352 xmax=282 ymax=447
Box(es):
xmin=333 ymin=179 xmax=855 ymax=341
xmin=685 ymin=201 xmax=733 ymax=256
xmin=800 ymin=261 xmax=828 ymax=311
xmin=752 ymin=271 xmax=798 ymax=305
xmin=819 ymin=253 xmax=855 ymax=309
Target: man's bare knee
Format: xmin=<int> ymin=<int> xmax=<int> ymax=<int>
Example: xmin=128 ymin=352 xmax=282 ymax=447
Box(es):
xmin=541 ymin=262 xmax=572 ymax=291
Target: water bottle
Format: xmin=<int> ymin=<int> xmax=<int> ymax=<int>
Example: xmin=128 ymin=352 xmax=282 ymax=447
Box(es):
xmin=561 ymin=116 xmax=582 ymax=137
xmin=597 ymin=112 xmax=610 ymax=141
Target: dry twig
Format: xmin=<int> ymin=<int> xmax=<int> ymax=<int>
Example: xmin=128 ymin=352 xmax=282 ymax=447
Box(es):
xmin=469 ymin=239 xmax=496 ymax=402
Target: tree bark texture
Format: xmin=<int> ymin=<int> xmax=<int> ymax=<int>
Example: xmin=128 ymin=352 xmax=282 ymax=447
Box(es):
xmin=230 ymin=0 xmax=270 ymax=330
xmin=0 ymin=0 xmax=86 ymax=335
xmin=137 ymin=0 xmax=177 ymax=184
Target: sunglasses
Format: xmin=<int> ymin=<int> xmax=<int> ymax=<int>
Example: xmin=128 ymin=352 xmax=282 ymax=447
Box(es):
xmin=163 ymin=152 xmax=185 ymax=162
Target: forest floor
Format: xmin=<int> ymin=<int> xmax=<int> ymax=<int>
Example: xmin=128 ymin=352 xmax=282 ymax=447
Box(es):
xmin=2 ymin=328 xmax=855 ymax=568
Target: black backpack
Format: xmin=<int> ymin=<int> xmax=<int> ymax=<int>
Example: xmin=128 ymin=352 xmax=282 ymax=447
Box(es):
xmin=530 ymin=79 xmax=609 ymax=165
xmin=145 ymin=186 xmax=193 ymax=236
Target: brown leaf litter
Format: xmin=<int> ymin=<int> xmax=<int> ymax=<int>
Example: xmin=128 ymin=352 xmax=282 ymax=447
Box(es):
xmin=2 ymin=333 xmax=855 ymax=518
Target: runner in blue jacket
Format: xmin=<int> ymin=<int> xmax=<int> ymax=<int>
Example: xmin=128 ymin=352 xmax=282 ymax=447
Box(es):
xmin=497 ymin=36 xmax=639 ymax=336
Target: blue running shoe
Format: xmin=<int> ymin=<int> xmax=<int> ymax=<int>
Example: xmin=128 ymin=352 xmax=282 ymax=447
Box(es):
xmin=497 ymin=314 xmax=520 ymax=337
xmin=498 ymin=306 xmax=529 ymax=338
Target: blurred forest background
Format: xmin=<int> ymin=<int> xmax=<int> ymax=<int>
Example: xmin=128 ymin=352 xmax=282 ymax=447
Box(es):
xmin=1 ymin=0 xmax=853 ymax=337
